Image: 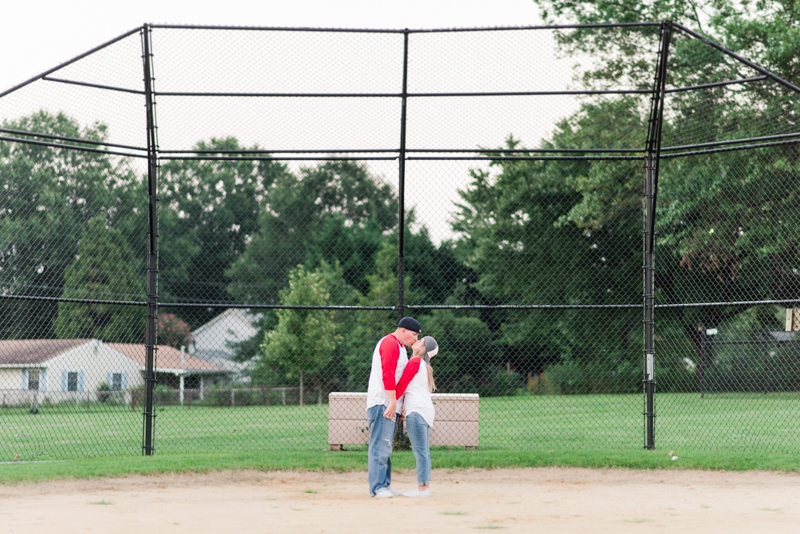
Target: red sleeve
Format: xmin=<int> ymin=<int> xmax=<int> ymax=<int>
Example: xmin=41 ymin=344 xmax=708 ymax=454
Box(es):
xmin=379 ymin=335 xmax=401 ymax=391
xmin=396 ymin=358 xmax=422 ymax=399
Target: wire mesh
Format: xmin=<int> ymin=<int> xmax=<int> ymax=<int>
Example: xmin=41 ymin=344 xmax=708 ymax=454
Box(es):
xmin=1 ymin=23 xmax=799 ymax=460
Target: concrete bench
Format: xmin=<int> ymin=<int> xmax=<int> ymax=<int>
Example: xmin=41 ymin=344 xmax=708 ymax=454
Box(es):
xmin=328 ymin=392 xmax=479 ymax=450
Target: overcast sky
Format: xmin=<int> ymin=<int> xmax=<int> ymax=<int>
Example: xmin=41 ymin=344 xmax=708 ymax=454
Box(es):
xmin=1 ymin=0 xmax=546 ymax=91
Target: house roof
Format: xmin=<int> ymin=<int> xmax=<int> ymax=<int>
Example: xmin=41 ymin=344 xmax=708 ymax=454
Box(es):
xmin=106 ymin=343 xmax=224 ymax=373
xmin=0 ymin=339 xmax=93 ymax=365
xmin=769 ymin=331 xmax=796 ymax=343
xmin=192 ymin=349 xmax=252 ymax=374
xmin=192 ymin=308 xmax=261 ymax=338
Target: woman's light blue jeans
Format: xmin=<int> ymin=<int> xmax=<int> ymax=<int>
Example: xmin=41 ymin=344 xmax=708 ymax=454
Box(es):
xmin=367 ymin=404 xmax=397 ymax=496
xmin=405 ymin=412 xmax=431 ymax=486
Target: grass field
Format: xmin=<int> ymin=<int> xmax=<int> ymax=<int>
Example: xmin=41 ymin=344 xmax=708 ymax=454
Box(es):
xmin=2 ymin=393 xmax=800 ymax=483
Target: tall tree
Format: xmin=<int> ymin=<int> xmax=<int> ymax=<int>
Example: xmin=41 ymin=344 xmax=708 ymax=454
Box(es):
xmin=227 ymin=160 xmax=397 ymax=306
xmin=453 ymin=127 xmax=643 ymax=393
xmin=158 ymin=138 xmax=290 ymax=327
xmin=0 ymin=111 xmax=139 ymax=339
xmin=342 ymin=242 xmax=423 ymax=390
xmin=530 ymin=0 xmax=800 ymax=380
xmin=254 ymin=264 xmax=342 ymax=405
xmin=54 ymin=216 xmax=145 ymax=342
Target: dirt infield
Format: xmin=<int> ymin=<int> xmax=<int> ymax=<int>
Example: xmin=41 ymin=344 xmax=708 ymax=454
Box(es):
xmin=2 ymin=467 xmax=800 ymax=533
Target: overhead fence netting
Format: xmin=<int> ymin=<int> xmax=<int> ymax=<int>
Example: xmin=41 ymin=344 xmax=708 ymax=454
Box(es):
xmin=404 ymin=26 xmax=658 ymax=152
xmin=662 ymin=27 xmax=800 ymax=151
xmin=0 ymin=30 xmax=147 ymax=151
xmin=150 ymin=27 xmax=404 ymax=153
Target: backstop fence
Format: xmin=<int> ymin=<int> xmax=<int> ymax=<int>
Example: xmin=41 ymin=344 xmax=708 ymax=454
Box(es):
xmin=1 ymin=22 xmax=800 ymax=460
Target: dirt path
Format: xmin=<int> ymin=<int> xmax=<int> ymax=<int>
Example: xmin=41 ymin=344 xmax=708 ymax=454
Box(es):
xmin=2 ymin=467 xmax=800 ymax=533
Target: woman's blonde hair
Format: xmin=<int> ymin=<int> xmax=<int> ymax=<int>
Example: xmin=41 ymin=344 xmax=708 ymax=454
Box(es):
xmin=412 ymin=341 xmax=437 ymax=393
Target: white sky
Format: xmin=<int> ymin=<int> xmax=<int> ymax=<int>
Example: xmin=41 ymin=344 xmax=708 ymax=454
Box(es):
xmin=1 ymin=0 xmax=546 ymax=93
xmin=1 ymin=0 xmax=586 ymax=244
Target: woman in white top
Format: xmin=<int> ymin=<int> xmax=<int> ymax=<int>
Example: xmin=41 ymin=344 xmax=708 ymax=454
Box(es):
xmin=396 ymin=336 xmax=438 ymax=498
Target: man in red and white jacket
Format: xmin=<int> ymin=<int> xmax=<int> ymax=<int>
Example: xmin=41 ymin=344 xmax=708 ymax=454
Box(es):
xmin=366 ymin=316 xmax=421 ymax=498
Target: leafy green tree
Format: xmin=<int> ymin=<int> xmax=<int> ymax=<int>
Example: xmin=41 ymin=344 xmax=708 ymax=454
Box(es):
xmin=254 ymin=264 xmax=343 ymax=405
xmin=54 ymin=217 xmax=145 ymax=342
xmin=227 ymin=161 xmax=400 ymax=368
xmin=529 ymin=0 xmax=800 ymax=381
xmin=226 ymin=158 xmax=475 ymax=377
xmin=0 ymin=111 xmax=140 ymax=339
xmin=158 ymin=138 xmax=290 ymax=327
xmin=453 ymin=129 xmax=643 ymax=393
xmin=227 ymin=160 xmax=397 ymax=306
xmin=534 ymin=0 xmax=719 ymax=85
xmin=305 ymin=214 xmax=391 ymax=297
xmin=312 ymin=261 xmax=362 ymax=396
xmin=113 ymin=177 xmax=200 ymax=317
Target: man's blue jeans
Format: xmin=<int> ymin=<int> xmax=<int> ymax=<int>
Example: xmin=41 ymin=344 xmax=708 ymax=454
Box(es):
xmin=367 ymin=404 xmax=397 ymax=496
xmin=405 ymin=412 xmax=431 ymax=486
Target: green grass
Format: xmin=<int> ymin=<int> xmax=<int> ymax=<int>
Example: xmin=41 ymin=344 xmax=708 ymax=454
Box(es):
xmin=3 ymin=445 xmax=800 ymax=485
xmin=0 ymin=450 xmax=358 ymax=484
xmin=2 ymin=392 xmax=800 ymax=483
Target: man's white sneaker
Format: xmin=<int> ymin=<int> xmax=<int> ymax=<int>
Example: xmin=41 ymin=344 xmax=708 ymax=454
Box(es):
xmin=387 ymin=487 xmax=404 ymax=496
xmin=374 ymin=488 xmax=394 ymax=499
xmin=402 ymin=488 xmax=432 ymax=498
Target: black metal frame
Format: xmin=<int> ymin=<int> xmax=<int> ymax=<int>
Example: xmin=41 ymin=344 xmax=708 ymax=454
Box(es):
xmin=2 ymin=20 xmax=799 ymax=455
xmin=141 ymin=25 xmax=160 ymax=456
xmin=397 ymin=30 xmax=410 ymax=324
xmin=642 ymin=21 xmax=672 ymax=450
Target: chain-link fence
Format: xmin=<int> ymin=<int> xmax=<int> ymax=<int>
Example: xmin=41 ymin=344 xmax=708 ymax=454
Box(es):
xmin=1 ymin=22 xmax=799 ymax=460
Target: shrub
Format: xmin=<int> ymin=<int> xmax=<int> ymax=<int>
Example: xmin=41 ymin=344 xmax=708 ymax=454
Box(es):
xmin=527 ymin=372 xmax=560 ymax=395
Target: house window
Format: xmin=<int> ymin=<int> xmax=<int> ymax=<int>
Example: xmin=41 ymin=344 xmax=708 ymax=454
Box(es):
xmin=67 ymin=372 xmax=78 ymax=392
xmin=28 ymin=369 xmax=40 ymax=391
xmin=185 ymin=375 xmax=201 ymax=389
xmin=111 ymin=373 xmax=122 ymax=391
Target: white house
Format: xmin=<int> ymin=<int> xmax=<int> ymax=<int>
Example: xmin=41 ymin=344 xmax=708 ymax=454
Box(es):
xmin=0 ymin=339 xmax=143 ymax=407
xmin=190 ymin=308 xmax=261 ymax=358
xmin=0 ymin=339 xmax=228 ymax=408
xmin=189 ymin=309 xmax=260 ymax=382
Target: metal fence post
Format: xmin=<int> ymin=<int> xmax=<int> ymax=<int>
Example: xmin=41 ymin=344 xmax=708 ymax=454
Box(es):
xmin=141 ymin=24 xmax=160 ymax=456
xmin=397 ymin=30 xmax=409 ymax=323
xmin=643 ymin=21 xmax=672 ymax=450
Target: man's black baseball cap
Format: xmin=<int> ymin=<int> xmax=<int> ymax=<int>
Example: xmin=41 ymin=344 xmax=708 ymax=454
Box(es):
xmin=397 ymin=317 xmax=421 ymax=333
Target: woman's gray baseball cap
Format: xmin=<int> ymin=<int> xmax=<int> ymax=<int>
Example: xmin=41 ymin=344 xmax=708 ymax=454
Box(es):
xmin=423 ymin=336 xmax=439 ymax=358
